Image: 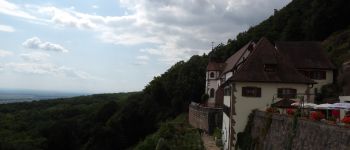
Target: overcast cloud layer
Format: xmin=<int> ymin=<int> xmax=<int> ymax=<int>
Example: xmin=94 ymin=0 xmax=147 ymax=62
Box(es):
xmin=1 ymin=0 xmax=290 ymax=64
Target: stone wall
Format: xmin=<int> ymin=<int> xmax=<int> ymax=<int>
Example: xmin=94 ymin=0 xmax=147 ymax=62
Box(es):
xmin=188 ymin=103 xmax=222 ymax=134
xmin=248 ymin=111 xmax=350 ymax=150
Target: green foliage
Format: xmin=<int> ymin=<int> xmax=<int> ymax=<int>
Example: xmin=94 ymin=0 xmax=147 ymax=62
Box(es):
xmin=323 ymin=27 xmax=350 ymax=67
xmin=209 ymin=0 xmax=350 ymax=62
xmin=201 ymin=94 xmax=209 ymax=103
xmin=134 ymin=114 xmax=204 ymax=150
xmin=0 ymin=92 xmax=134 ymax=150
xmin=213 ymin=128 xmax=223 ymax=147
xmin=314 ymin=83 xmax=341 ymax=104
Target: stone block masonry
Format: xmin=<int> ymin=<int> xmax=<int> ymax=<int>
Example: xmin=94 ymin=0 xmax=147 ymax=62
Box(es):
xmin=188 ymin=103 xmax=222 ymax=134
xmin=247 ymin=111 xmax=350 ymax=150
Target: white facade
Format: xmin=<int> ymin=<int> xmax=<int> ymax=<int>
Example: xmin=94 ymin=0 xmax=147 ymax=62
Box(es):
xmin=221 ymin=82 xmax=309 ymax=150
xmin=233 ymin=82 xmax=308 ymax=144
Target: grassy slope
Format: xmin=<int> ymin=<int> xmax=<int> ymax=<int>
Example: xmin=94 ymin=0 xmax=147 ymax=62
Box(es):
xmin=133 ymin=114 xmax=204 ymax=150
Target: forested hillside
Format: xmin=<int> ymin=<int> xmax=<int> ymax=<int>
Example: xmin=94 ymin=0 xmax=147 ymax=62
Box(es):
xmin=209 ymin=0 xmax=350 ymax=61
xmin=0 ymin=0 xmax=350 ymax=149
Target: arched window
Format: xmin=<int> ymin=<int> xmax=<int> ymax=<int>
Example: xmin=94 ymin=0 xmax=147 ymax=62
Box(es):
xmin=210 ymin=88 xmax=215 ymax=98
xmin=210 ymin=72 xmax=215 ymax=78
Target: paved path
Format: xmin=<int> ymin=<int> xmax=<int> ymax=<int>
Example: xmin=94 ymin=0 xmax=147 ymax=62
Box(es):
xmin=201 ymin=133 xmax=220 ymax=150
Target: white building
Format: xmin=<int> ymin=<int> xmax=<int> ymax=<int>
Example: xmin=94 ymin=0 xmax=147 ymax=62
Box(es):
xmin=204 ymin=37 xmax=335 ymax=150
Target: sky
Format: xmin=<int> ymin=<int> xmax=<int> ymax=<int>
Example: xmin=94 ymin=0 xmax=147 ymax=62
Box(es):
xmin=0 ymin=0 xmax=291 ymax=93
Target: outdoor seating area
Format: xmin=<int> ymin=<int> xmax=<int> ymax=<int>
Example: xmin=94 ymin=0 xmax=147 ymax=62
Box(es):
xmin=266 ymin=99 xmax=350 ymax=127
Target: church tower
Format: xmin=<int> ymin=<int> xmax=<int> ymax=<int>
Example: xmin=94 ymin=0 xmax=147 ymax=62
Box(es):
xmin=205 ymin=61 xmax=224 ymax=107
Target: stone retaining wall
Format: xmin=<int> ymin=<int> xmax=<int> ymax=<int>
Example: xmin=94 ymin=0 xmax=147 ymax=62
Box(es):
xmin=249 ymin=111 xmax=350 ymax=150
xmin=188 ymin=103 xmax=222 ymax=134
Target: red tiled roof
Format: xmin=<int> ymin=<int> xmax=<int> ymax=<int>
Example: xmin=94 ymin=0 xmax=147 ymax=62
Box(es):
xmin=275 ymin=41 xmax=335 ymax=69
xmin=229 ymin=37 xmax=315 ymax=84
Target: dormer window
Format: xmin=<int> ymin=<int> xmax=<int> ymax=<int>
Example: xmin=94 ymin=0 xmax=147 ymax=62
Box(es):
xmin=264 ymin=64 xmax=277 ymax=72
xmin=210 ymin=72 xmax=215 ymax=78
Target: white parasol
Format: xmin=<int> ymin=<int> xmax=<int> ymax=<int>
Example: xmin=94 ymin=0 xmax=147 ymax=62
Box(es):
xmin=329 ymin=103 xmax=350 ymax=110
xmin=314 ymin=103 xmax=332 ymax=110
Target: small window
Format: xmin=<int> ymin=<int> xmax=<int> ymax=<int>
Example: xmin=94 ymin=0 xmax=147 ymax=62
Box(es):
xmin=210 ymin=88 xmax=215 ymax=98
xmin=264 ymin=64 xmax=277 ymax=72
xmin=224 ymin=87 xmax=231 ymax=96
xmin=210 ymin=72 xmax=215 ymax=78
xmin=277 ymin=88 xmax=297 ymax=98
xmin=310 ymin=71 xmax=326 ymax=80
xmin=242 ymin=87 xmax=261 ymax=97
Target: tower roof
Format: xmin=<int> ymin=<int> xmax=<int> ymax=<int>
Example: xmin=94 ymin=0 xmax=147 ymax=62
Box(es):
xmin=207 ymin=61 xmax=225 ymax=71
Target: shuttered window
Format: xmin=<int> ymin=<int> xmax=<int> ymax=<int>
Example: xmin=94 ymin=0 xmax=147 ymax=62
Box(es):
xmin=242 ymin=87 xmax=261 ymax=97
xmin=277 ymin=88 xmax=297 ymax=98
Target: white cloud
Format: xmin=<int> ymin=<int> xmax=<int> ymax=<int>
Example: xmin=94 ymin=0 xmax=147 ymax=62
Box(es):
xmin=22 ymin=37 xmax=69 ymax=52
xmin=0 ymin=24 xmax=15 ymax=32
xmin=0 ymin=0 xmax=36 ymax=19
xmin=0 ymin=49 xmax=13 ymax=57
xmin=0 ymin=0 xmax=291 ymax=65
xmin=0 ymin=62 xmax=97 ymax=80
xmin=20 ymin=52 xmax=50 ymax=62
